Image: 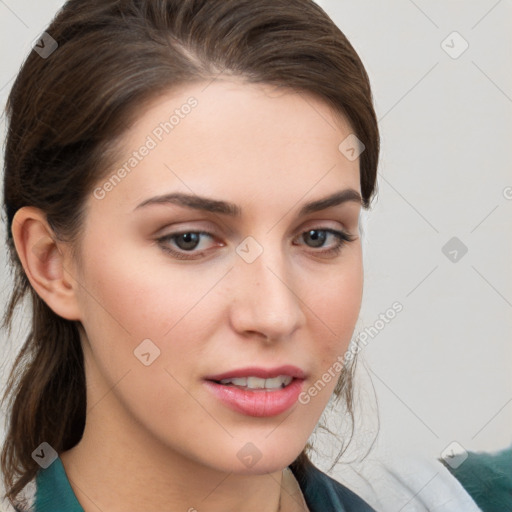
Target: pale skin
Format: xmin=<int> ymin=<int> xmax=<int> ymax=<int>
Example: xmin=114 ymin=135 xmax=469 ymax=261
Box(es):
xmin=12 ymin=79 xmax=364 ymax=512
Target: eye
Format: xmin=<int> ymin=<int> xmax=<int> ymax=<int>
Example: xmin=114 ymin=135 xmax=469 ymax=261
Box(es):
xmin=157 ymin=231 xmax=220 ymax=260
xmin=157 ymin=227 xmax=357 ymax=261
xmin=294 ymin=228 xmax=357 ymax=257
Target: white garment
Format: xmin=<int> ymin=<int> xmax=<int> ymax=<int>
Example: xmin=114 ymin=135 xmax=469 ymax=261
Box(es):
xmin=329 ymin=448 xmax=482 ymax=512
xmin=0 ymin=478 xmax=35 ymax=512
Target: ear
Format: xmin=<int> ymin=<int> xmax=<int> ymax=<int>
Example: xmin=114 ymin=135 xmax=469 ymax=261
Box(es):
xmin=11 ymin=206 xmax=82 ymax=321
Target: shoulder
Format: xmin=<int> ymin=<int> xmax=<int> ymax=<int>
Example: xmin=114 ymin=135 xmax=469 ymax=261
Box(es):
xmin=441 ymin=445 xmax=512 ymax=512
xmin=290 ymin=457 xmax=376 ymax=511
xmin=1 ymin=454 xmax=82 ymax=512
xmin=291 ymin=449 xmax=485 ymax=511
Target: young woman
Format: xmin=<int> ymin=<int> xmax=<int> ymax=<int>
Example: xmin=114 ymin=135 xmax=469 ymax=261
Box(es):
xmin=1 ymin=1 xmax=381 ymax=510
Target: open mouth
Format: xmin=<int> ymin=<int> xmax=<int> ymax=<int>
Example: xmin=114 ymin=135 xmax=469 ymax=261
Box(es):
xmin=212 ymin=375 xmax=294 ymax=390
xmin=203 ymin=367 xmax=306 ymax=417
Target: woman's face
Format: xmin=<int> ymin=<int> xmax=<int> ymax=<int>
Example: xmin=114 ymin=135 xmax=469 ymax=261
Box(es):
xmin=70 ymin=79 xmax=364 ymax=474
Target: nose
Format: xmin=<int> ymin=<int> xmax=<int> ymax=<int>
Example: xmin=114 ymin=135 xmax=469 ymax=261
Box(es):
xmin=228 ymin=242 xmax=306 ymax=342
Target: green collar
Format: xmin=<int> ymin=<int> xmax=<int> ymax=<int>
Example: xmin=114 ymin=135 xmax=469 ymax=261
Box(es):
xmin=35 ymin=457 xmax=84 ymax=512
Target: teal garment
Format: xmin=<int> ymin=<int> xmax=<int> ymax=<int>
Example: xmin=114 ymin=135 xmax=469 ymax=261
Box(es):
xmin=34 ymin=457 xmax=83 ymax=512
xmin=441 ymin=445 xmax=512 ymax=512
xmin=28 ymin=455 xmax=376 ymax=511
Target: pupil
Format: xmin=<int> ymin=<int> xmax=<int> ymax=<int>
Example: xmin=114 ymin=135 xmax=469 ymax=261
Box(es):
xmin=306 ymin=230 xmax=326 ymax=248
xmin=178 ymin=233 xmax=200 ymax=250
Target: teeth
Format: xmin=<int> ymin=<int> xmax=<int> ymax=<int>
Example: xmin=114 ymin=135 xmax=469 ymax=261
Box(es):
xmin=219 ymin=375 xmax=293 ymax=390
xmin=247 ymin=377 xmax=266 ymax=389
xmin=264 ymin=376 xmax=292 ymax=389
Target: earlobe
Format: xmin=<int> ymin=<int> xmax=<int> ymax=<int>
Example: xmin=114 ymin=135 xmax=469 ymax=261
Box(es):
xmin=11 ymin=206 xmax=82 ymax=321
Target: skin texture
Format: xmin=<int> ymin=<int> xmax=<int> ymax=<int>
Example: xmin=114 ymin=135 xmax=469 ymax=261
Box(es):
xmin=12 ymin=79 xmax=364 ymax=512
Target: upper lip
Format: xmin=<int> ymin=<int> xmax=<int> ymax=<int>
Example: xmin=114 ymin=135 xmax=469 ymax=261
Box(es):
xmin=205 ymin=365 xmax=307 ymax=382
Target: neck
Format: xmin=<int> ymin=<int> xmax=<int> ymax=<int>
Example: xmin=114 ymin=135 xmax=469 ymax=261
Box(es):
xmin=60 ymin=404 xmax=285 ymax=512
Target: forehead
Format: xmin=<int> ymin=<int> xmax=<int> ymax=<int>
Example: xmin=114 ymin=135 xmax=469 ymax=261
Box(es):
xmin=90 ymin=79 xmax=361 ymax=215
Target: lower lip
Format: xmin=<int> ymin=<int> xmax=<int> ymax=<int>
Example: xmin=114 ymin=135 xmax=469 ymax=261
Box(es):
xmin=203 ymin=379 xmax=304 ymax=417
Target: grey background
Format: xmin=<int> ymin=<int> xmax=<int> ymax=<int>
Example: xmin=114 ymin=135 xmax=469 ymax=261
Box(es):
xmin=316 ymin=0 xmax=512 ymax=459
xmin=1 ymin=0 xmax=511 ymax=484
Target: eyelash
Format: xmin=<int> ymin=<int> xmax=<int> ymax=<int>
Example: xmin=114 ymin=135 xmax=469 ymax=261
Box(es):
xmin=156 ymin=228 xmax=357 ymax=261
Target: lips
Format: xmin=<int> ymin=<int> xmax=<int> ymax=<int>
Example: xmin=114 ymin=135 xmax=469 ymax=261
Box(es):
xmin=203 ymin=365 xmax=306 ymax=417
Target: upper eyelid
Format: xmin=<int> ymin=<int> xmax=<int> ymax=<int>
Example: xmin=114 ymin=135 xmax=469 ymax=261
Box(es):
xmin=159 ymin=225 xmax=349 ymax=237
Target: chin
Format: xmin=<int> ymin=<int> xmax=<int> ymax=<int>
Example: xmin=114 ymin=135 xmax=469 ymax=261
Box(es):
xmin=212 ymin=438 xmax=307 ymax=476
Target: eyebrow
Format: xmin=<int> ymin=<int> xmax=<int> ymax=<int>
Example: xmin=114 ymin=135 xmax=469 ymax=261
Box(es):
xmin=134 ymin=189 xmax=362 ymax=217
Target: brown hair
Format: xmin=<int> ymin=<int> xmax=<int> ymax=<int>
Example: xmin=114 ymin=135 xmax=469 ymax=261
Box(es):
xmin=1 ymin=0 xmax=379 ymax=506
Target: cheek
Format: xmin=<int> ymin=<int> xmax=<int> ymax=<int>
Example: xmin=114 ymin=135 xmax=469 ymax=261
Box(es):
xmin=75 ymin=239 xmax=225 ymax=370
xmin=310 ymin=257 xmax=363 ymax=351
xmin=303 ymin=253 xmax=363 ymax=404
xmin=75 ymin=247 xmax=219 ymax=422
